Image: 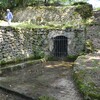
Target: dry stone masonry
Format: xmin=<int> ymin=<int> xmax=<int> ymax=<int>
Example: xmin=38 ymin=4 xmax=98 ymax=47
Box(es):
xmin=0 ymin=26 xmax=85 ymax=62
xmin=0 ymin=3 xmax=93 ymax=63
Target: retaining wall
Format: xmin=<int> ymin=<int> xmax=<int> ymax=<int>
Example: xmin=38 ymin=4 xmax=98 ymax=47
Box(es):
xmin=0 ymin=26 xmax=85 ymax=63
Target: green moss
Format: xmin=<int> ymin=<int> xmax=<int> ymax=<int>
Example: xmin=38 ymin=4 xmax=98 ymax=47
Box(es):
xmin=85 ymin=39 xmax=94 ymax=53
xmin=74 ymin=69 xmax=100 ymax=100
xmin=0 ymin=60 xmax=6 ymax=66
xmin=46 ymin=56 xmax=57 ymax=61
xmin=67 ymin=55 xmax=78 ymax=61
xmin=73 ymin=2 xmax=89 ymax=6
xmin=94 ymin=8 xmax=100 ymax=11
xmin=12 ymin=22 xmax=74 ymax=30
xmin=0 ymin=55 xmax=35 ymax=67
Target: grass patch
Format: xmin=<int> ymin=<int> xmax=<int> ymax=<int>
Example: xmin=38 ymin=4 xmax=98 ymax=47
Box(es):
xmin=94 ymin=8 xmax=100 ymax=11
xmin=12 ymin=22 xmax=74 ymax=30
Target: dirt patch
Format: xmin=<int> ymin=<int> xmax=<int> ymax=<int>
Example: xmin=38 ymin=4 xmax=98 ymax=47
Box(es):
xmin=0 ymin=61 xmax=83 ymax=100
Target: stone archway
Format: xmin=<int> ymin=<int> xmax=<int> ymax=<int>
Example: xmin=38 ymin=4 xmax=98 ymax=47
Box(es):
xmin=52 ymin=36 xmax=68 ymax=57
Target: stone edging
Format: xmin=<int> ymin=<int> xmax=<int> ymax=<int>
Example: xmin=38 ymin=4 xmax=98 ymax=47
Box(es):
xmin=0 ymin=59 xmax=45 ymax=74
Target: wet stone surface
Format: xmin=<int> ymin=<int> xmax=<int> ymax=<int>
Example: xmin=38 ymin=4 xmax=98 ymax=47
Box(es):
xmin=0 ymin=61 xmax=83 ymax=100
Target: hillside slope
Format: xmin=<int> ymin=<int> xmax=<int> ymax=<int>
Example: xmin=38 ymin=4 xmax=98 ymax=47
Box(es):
xmin=13 ymin=4 xmax=92 ymax=28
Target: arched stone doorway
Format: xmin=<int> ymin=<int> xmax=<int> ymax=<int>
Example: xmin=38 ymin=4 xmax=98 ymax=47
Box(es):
xmin=53 ymin=36 xmax=68 ymax=57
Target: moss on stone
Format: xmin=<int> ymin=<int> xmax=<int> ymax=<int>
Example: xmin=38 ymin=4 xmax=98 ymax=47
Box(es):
xmin=67 ymin=55 xmax=78 ymax=61
xmin=74 ymin=72 xmax=100 ymax=100
xmin=0 ymin=55 xmax=35 ymax=67
xmin=74 ymin=55 xmax=100 ymax=100
xmin=0 ymin=58 xmax=43 ymax=75
xmin=85 ymin=39 xmax=94 ymax=53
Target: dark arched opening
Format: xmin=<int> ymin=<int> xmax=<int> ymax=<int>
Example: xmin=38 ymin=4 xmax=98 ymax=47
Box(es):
xmin=53 ymin=36 xmax=68 ymax=57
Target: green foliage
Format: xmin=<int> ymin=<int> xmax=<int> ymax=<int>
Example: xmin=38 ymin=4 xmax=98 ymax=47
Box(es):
xmin=67 ymin=55 xmax=78 ymax=61
xmin=0 ymin=60 xmax=6 ymax=66
xmin=75 ymin=2 xmax=93 ymax=19
xmin=0 ymin=0 xmax=90 ymax=10
xmin=13 ymin=22 xmax=73 ymax=30
xmin=94 ymin=7 xmax=100 ymax=11
xmin=73 ymin=1 xmax=88 ymax=5
xmin=33 ymin=46 xmax=45 ymax=59
xmin=0 ymin=0 xmax=8 ymax=8
xmin=85 ymin=39 xmax=94 ymax=53
xmin=0 ymin=56 xmax=35 ymax=67
xmin=74 ymin=64 xmax=100 ymax=100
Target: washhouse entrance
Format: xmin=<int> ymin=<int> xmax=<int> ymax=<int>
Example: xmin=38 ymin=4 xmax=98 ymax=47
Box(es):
xmin=53 ymin=36 xmax=68 ymax=57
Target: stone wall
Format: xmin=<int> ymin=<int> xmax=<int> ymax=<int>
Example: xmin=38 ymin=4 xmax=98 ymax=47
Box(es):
xmin=0 ymin=26 xmax=85 ymax=63
xmin=0 ymin=27 xmax=48 ymax=62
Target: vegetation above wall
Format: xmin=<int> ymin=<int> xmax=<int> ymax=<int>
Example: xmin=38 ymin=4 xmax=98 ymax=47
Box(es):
xmin=12 ymin=22 xmax=74 ymax=30
xmin=75 ymin=3 xmax=93 ymax=19
xmin=11 ymin=3 xmax=93 ymax=31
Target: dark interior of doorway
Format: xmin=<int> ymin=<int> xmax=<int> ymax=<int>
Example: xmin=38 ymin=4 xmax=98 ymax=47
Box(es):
xmin=53 ymin=36 xmax=68 ymax=58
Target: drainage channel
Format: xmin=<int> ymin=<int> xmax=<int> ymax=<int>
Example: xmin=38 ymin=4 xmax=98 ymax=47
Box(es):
xmin=0 ymin=86 xmax=36 ymax=100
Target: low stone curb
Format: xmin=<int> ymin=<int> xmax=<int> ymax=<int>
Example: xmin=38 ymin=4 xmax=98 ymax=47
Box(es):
xmin=0 ymin=59 xmax=43 ymax=100
xmin=0 ymin=59 xmax=44 ymax=74
xmin=0 ymin=85 xmax=36 ymax=100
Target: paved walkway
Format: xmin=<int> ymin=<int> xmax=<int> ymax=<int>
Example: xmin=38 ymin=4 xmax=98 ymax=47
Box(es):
xmin=0 ymin=20 xmax=20 ymax=26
